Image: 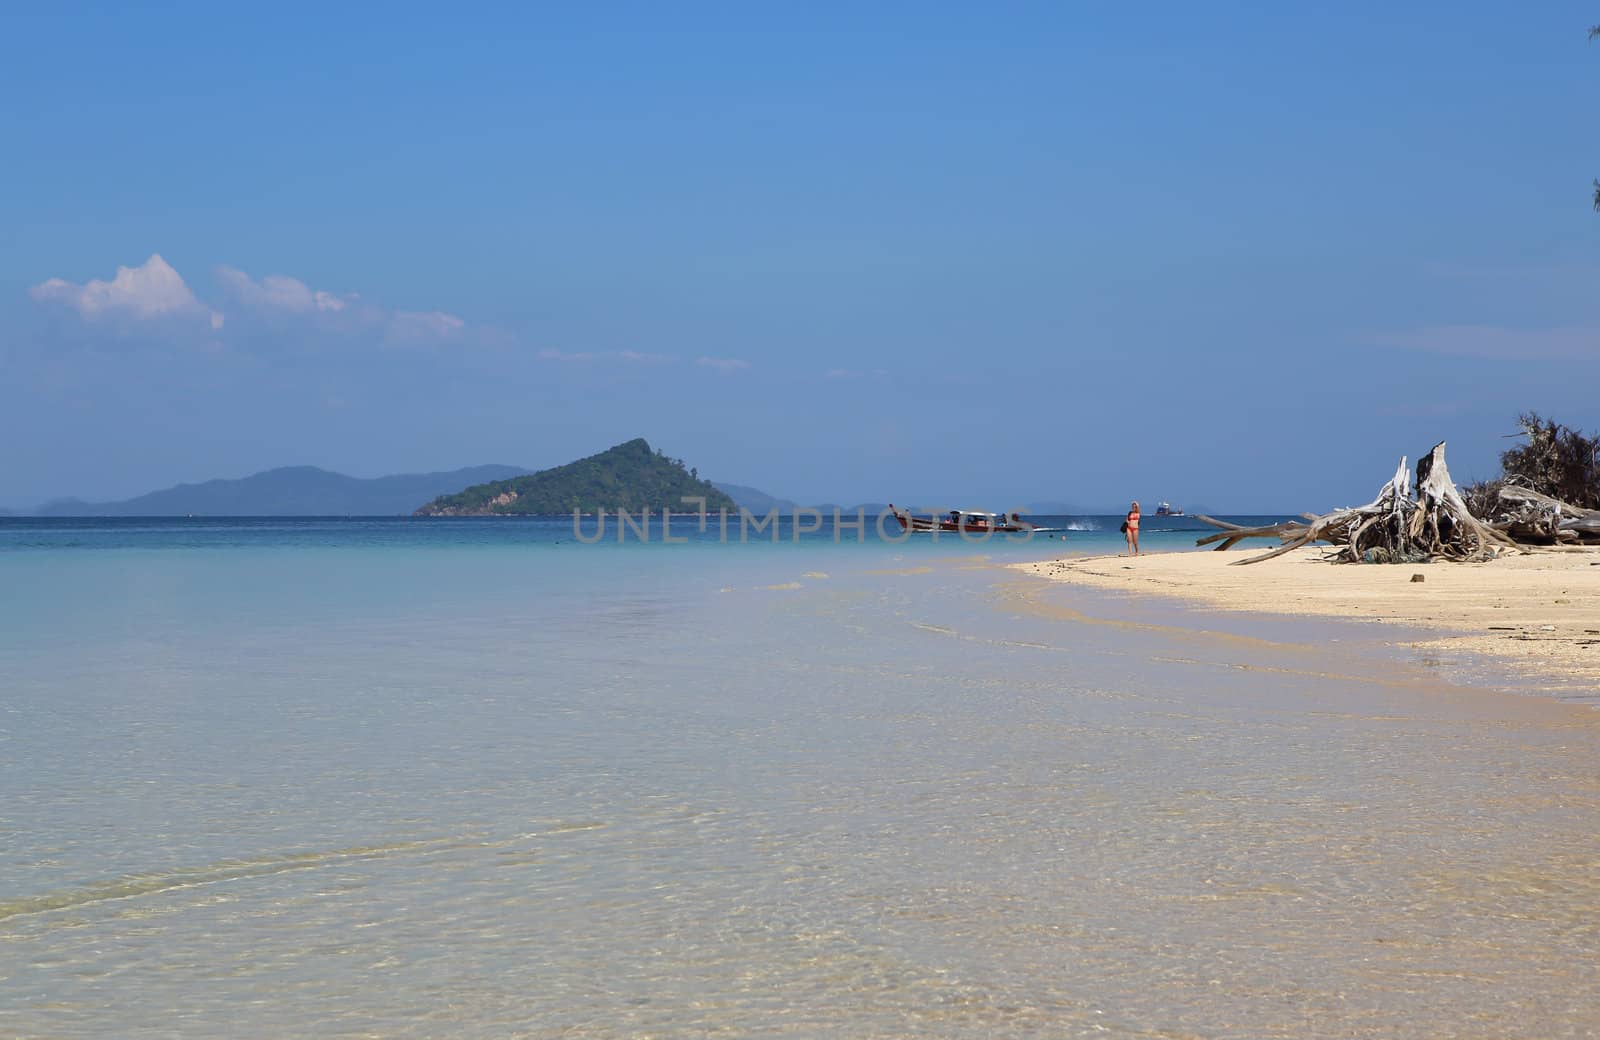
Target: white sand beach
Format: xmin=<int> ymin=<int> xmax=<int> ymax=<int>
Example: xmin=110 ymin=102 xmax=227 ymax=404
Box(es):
xmin=1015 ymin=546 xmax=1600 ymax=686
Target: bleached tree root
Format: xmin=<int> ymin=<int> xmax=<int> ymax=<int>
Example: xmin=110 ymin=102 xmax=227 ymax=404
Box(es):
xmin=1197 ymin=442 xmax=1557 ymax=565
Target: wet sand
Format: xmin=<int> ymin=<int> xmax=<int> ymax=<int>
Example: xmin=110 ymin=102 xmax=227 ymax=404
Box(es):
xmin=1014 ymin=547 xmax=1600 ymax=689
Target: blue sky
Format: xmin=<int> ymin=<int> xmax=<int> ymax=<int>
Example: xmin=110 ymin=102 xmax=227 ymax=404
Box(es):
xmin=3 ymin=3 xmax=1598 ymax=512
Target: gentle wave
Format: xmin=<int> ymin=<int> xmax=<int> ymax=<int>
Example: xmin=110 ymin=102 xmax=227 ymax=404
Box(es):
xmin=0 ymin=840 xmax=468 ymax=923
xmin=1 ymin=821 xmax=618 ymax=925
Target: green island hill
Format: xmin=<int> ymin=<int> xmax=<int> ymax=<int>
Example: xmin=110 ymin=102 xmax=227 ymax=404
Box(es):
xmin=414 ymin=438 xmax=738 ymax=517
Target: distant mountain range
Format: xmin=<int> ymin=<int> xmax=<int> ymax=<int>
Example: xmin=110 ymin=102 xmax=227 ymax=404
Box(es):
xmin=14 ymin=464 xmax=830 ymax=519
xmin=711 ymin=482 xmax=800 ymax=514
xmin=32 ymin=464 xmax=533 ymax=517
xmin=4 ymin=458 xmax=1150 ymax=519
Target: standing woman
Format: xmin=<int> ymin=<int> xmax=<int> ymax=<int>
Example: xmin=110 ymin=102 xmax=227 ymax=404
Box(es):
xmin=1124 ymin=500 xmax=1141 ymax=556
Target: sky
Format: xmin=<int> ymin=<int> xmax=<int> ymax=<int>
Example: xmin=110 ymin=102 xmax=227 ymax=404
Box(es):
xmin=3 ymin=2 xmax=1598 ymax=513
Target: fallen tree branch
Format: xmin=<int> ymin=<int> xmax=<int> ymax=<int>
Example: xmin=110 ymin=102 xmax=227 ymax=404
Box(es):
xmin=1480 ymin=483 xmax=1600 ymax=546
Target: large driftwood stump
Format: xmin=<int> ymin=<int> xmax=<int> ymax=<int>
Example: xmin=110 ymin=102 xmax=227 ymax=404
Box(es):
xmin=1196 ymin=441 xmax=1528 ymax=565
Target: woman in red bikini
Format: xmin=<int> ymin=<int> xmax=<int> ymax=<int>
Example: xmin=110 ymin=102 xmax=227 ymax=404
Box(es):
xmin=1124 ymin=501 xmax=1141 ymax=556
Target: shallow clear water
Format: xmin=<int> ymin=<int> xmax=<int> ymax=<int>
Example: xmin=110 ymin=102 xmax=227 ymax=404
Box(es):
xmin=0 ymin=512 xmax=1228 ymax=554
xmin=2 ymin=520 xmax=1597 ymax=1037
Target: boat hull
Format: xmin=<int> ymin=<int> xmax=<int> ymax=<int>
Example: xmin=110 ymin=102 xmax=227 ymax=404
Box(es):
xmin=891 ymin=510 xmax=1032 ymax=534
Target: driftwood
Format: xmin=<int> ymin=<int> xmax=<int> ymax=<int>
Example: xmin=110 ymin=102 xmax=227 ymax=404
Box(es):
xmin=1196 ymin=442 xmax=1523 ymax=565
xmin=1481 ymin=484 xmax=1600 ymax=546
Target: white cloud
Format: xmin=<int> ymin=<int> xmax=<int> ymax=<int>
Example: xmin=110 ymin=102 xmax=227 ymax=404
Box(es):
xmin=31 ymin=254 xmax=223 ymax=329
xmin=217 ymin=265 xmax=352 ymax=314
xmin=387 ymin=309 xmax=466 ymax=344
xmin=219 ymin=263 xmax=466 ymax=347
xmin=696 ymin=356 xmax=750 ymax=372
xmin=538 ymin=349 xmax=680 ymax=364
xmin=34 ymin=254 xmax=484 ymax=350
xmin=1372 ymin=325 xmax=1600 ymax=361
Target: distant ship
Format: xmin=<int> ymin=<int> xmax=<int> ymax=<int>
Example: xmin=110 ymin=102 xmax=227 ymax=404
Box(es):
xmin=1155 ymin=502 xmax=1184 ymax=517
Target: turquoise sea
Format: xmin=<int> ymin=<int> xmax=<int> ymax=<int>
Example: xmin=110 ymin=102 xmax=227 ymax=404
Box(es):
xmin=3 ymin=517 xmax=1597 ymax=1038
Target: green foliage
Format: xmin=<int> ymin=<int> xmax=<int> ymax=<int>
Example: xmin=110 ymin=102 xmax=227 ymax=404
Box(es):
xmin=416 ymin=438 xmax=738 ymax=516
xmin=1496 ymin=412 xmax=1600 ymax=509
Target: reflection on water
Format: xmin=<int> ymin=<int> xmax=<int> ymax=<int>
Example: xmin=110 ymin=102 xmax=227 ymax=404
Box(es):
xmin=2 ymin=545 xmax=1597 ymax=1038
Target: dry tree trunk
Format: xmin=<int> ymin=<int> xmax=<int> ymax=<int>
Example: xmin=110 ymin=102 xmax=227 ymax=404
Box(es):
xmin=1411 ymin=442 xmax=1519 ymax=559
xmin=1487 ymin=484 xmax=1600 ymax=545
xmin=1197 ymin=441 xmax=1525 ymax=565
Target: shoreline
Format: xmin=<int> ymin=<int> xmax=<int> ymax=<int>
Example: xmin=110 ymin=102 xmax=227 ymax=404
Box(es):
xmin=1012 ymin=546 xmax=1600 ymax=690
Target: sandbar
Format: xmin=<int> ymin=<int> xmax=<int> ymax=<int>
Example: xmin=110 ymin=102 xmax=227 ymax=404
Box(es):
xmin=1014 ymin=546 xmax=1600 ymax=687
